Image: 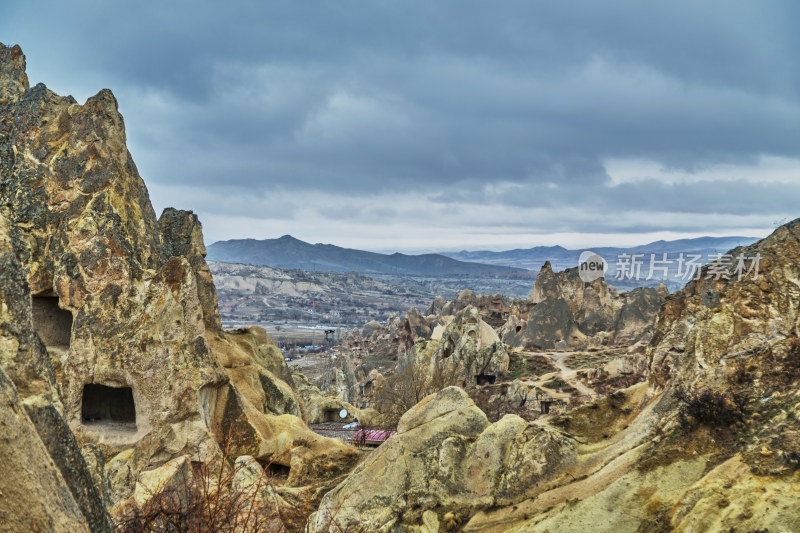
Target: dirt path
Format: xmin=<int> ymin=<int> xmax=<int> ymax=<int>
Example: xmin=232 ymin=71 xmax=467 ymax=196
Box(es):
xmin=524 ymin=351 xmax=597 ymax=398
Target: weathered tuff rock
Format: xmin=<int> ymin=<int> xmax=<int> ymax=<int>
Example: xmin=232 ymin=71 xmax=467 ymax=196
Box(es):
xmin=0 ymin=210 xmax=57 ymax=401
xmin=504 ymin=261 xmax=663 ymax=350
xmin=0 ymin=42 xmax=356 ymax=525
xmin=428 ymin=290 xmax=514 ymax=328
xmin=0 ymin=368 xmax=92 ymax=532
xmin=311 ymin=221 xmax=800 ymax=531
xmin=648 ymin=219 xmax=800 ymax=393
xmin=1 ymin=204 xmax=112 ymax=531
xmin=308 ymin=387 xmax=576 ymax=532
xmin=291 ymin=371 xmax=361 ymax=424
xmin=423 ymin=306 xmax=509 ymax=385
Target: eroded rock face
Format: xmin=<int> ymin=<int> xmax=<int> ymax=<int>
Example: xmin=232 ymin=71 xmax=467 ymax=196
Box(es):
xmin=610 ymin=286 xmax=663 ymax=345
xmin=0 ymin=42 xmax=357 ymax=525
xmin=0 ymin=211 xmax=57 ymax=400
xmin=0 ymin=203 xmax=99 ymax=532
xmin=158 ymin=207 xmax=223 ymax=333
xmin=308 ymin=387 xmax=576 ymax=532
xmin=648 ymin=219 xmax=800 ymax=392
xmin=434 ymin=290 xmax=514 ymax=328
xmin=0 ymin=42 xmax=228 ymax=455
xmin=424 ymin=306 xmax=509 ymax=385
xmin=0 ymin=368 xmax=92 ymax=533
xmin=0 ymin=207 xmax=111 ymax=531
xmin=506 ymin=261 xmax=663 ymax=350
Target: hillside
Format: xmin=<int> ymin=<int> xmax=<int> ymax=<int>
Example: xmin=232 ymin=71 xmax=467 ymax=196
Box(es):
xmin=208 ymin=235 xmax=518 ymax=275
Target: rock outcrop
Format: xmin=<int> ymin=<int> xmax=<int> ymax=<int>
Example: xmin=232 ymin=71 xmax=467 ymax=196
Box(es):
xmin=0 ymin=42 xmax=357 ymax=527
xmin=0 ymin=367 xmax=93 ymax=533
xmin=0 ymin=185 xmax=111 ymax=530
xmin=504 ymin=261 xmax=663 ymax=350
xmin=309 ymin=387 xmax=576 ymax=532
xmin=421 ymin=306 xmax=509 ymax=386
xmin=430 ymin=290 xmax=514 ymax=328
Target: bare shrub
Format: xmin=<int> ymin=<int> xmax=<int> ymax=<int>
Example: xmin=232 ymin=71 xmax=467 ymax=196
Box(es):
xmin=115 ymin=427 xmax=288 ymax=533
xmin=676 ymin=388 xmax=747 ymax=429
xmin=374 ymin=356 xmax=461 ymax=423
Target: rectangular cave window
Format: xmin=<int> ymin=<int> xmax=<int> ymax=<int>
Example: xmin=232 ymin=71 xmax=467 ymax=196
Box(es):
xmin=476 ymin=374 xmax=496 ymax=386
xmin=81 ymin=384 xmax=137 ymax=429
xmin=31 ymin=296 xmax=73 ymax=347
xmin=541 ymin=400 xmax=553 ymax=414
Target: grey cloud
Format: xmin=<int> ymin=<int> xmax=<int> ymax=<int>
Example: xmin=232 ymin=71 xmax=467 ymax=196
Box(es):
xmin=2 ymin=0 xmax=798 ymax=245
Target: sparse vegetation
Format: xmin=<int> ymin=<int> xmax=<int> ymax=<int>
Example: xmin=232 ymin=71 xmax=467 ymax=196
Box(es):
xmin=114 ymin=428 xmax=288 ymax=533
xmin=564 ymin=351 xmax=617 ymax=370
xmin=507 ymin=352 xmax=559 ymax=379
xmin=676 ymin=388 xmax=747 ymax=429
xmin=374 ymin=357 xmax=462 ymax=424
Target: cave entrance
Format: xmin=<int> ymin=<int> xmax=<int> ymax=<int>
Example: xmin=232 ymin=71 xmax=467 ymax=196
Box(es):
xmin=81 ymin=384 xmax=137 ymax=430
xmin=541 ymin=399 xmax=553 ymax=414
xmin=259 ymin=460 xmax=291 ymax=479
xmin=31 ymin=296 xmax=72 ymax=348
xmin=476 ymin=374 xmax=496 ymax=386
xmin=323 ymin=409 xmax=342 ymax=422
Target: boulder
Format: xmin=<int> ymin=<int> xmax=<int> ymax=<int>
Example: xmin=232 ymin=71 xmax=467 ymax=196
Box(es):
xmin=309 ymin=387 xmax=576 ymax=532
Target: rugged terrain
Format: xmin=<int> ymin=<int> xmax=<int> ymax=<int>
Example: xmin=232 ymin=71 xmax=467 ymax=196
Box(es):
xmin=2 ymin=41 xmax=798 ymax=533
xmin=307 ymin=223 xmax=800 ymax=531
xmin=0 ymin=43 xmax=363 ymax=532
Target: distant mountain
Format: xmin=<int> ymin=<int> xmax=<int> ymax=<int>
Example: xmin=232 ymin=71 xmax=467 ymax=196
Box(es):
xmin=445 ymin=236 xmax=761 ymax=272
xmin=207 ymin=235 xmax=518 ymax=275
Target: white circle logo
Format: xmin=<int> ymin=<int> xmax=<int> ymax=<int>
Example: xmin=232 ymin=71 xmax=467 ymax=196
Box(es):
xmin=578 ymin=251 xmax=608 ymax=282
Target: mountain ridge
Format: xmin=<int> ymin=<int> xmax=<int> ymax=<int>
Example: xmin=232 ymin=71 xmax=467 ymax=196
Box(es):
xmin=207 ymin=236 xmax=518 ymax=275
xmin=209 ymin=234 xmax=762 ymax=276
xmin=445 ymin=235 xmax=760 ymax=270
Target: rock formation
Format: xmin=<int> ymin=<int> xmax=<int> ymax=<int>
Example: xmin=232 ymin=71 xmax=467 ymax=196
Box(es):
xmin=0 ymin=42 xmax=357 ymax=530
xmin=428 ymin=290 xmax=514 ymax=328
xmin=309 ymin=387 xmax=575 ymax=532
xmin=422 ymin=306 xmax=509 ymax=385
xmin=503 ymin=261 xmax=664 ymax=350
xmin=310 ymin=220 xmax=800 ymax=531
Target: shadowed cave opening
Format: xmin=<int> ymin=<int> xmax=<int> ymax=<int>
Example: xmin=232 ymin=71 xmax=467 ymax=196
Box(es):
xmin=476 ymin=374 xmax=496 ymax=386
xmin=81 ymin=384 xmax=137 ymax=430
xmin=323 ymin=408 xmax=344 ymax=422
xmin=31 ymin=295 xmax=72 ymax=347
xmin=258 ymin=459 xmax=291 ymax=479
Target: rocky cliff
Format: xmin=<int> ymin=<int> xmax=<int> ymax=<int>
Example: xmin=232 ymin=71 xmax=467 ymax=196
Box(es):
xmin=502 ymin=261 xmax=664 ymax=350
xmin=0 ymin=42 xmax=357 ymax=531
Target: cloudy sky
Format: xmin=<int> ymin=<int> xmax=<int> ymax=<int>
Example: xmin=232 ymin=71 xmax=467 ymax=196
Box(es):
xmin=2 ymin=1 xmax=798 ymax=252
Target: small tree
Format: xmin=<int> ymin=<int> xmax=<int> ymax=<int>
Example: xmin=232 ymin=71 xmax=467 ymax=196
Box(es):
xmin=374 ymin=356 xmax=462 ymax=423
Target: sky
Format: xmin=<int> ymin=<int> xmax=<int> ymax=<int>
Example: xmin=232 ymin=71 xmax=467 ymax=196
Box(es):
xmin=2 ymin=1 xmax=798 ymax=253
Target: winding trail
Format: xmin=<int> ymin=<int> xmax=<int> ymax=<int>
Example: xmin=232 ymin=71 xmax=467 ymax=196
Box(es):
xmin=521 ymin=351 xmax=598 ymax=398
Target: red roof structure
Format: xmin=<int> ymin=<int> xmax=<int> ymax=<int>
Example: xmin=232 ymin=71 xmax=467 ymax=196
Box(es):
xmin=351 ymin=428 xmax=396 ymax=446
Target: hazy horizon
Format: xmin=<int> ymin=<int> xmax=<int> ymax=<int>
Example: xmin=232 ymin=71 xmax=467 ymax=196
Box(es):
xmin=207 ymin=231 xmax=768 ymax=256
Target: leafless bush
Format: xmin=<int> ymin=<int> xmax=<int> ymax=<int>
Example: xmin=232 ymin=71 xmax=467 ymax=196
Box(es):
xmin=676 ymin=388 xmax=747 ymax=429
xmin=374 ymin=357 xmax=461 ymax=423
xmin=115 ymin=427 xmax=288 ymax=533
